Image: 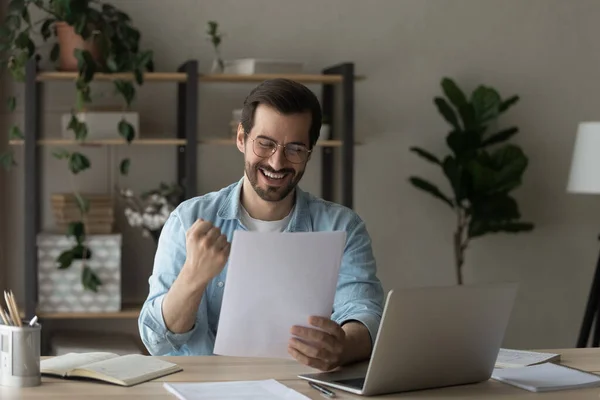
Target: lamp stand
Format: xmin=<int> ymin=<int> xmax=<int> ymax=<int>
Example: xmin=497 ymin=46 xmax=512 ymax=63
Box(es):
xmin=577 ymin=235 xmax=600 ymax=347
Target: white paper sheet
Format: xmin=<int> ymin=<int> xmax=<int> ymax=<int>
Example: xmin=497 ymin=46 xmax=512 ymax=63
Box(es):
xmin=163 ymin=380 xmax=310 ymax=400
xmin=492 ymin=363 xmax=600 ymax=392
xmin=214 ymin=231 xmax=346 ymax=359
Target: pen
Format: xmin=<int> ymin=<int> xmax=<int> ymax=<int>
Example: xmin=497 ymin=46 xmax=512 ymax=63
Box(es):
xmin=29 ymin=315 xmax=38 ymax=327
xmin=308 ymin=382 xmax=336 ymax=398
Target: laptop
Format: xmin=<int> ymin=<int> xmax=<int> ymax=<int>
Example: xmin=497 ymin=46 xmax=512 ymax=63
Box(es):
xmin=298 ymin=283 xmax=518 ymax=396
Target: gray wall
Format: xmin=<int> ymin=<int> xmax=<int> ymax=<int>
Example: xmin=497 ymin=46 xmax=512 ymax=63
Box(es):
xmin=3 ymin=0 xmax=600 ymax=349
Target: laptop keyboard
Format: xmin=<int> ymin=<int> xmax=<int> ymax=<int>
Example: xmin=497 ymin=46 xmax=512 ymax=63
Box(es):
xmin=334 ymin=377 xmax=365 ymax=389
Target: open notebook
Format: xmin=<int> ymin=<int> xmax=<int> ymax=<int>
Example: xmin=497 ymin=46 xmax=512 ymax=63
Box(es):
xmin=40 ymin=352 xmax=182 ymax=387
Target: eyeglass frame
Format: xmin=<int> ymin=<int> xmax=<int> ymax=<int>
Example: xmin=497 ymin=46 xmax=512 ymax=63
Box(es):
xmin=244 ymin=132 xmax=312 ymax=164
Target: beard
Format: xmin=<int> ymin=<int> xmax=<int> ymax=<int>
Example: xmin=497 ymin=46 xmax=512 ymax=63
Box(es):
xmin=245 ymin=161 xmax=304 ymax=202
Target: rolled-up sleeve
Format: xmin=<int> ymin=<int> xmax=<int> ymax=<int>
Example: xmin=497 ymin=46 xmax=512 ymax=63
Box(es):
xmin=331 ymin=216 xmax=384 ymax=346
xmin=138 ymin=211 xmax=197 ymax=355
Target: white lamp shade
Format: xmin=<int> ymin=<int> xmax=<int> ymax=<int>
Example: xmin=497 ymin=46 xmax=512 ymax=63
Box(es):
xmin=567 ymin=122 xmax=600 ymax=193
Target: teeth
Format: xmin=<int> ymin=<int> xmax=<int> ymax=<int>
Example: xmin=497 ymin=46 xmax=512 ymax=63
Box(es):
xmin=262 ymin=169 xmax=285 ymax=179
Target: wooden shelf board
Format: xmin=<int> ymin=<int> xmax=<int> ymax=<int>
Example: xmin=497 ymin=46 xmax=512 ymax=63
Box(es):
xmin=9 ymin=138 xmax=186 ymax=146
xmin=199 ymin=138 xmax=349 ymax=147
xmin=37 ymin=71 xmax=187 ymax=82
xmin=36 ymin=72 xmax=365 ymax=84
xmin=199 ymin=73 xmax=353 ymax=84
xmin=37 ymin=303 xmax=142 ymax=319
xmin=10 ymin=138 xmax=354 ymax=147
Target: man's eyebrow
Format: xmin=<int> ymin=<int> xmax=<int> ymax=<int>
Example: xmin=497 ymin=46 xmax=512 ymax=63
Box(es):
xmin=287 ymin=141 xmax=309 ymax=147
xmin=256 ymin=135 xmax=308 ymax=147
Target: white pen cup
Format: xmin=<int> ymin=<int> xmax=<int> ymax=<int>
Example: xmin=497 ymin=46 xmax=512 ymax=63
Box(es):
xmin=0 ymin=321 xmax=41 ymax=387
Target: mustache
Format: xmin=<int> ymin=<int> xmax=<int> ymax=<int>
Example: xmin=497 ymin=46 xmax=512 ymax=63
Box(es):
xmin=255 ymin=165 xmax=295 ymax=174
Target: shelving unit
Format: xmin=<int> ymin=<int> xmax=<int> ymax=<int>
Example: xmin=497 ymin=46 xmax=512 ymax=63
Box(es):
xmin=13 ymin=58 xmax=358 ymax=323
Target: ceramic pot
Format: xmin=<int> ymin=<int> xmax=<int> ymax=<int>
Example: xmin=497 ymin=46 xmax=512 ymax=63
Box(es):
xmin=55 ymin=22 xmax=102 ymax=71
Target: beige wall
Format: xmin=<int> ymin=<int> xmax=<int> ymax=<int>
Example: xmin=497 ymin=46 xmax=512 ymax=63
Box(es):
xmin=4 ymin=0 xmax=600 ymax=349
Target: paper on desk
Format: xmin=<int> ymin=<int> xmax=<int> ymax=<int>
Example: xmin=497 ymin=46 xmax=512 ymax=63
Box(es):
xmin=492 ymin=363 xmax=600 ymax=392
xmin=214 ymin=231 xmax=346 ymax=359
xmin=163 ymin=380 xmax=310 ymax=400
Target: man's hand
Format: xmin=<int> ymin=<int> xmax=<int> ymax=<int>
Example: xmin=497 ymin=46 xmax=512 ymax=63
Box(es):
xmin=288 ymin=316 xmax=346 ymax=371
xmin=162 ymin=219 xmax=230 ymax=334
xmin=183 ymin=218 xmax=231 ymax=285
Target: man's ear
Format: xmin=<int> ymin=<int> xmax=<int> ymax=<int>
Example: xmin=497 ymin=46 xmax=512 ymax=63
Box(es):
xmin=236 ymin=124 xmax=245 ymax=153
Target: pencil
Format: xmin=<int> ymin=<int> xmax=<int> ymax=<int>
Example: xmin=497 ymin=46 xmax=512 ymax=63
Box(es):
xmin=9 ymin=291 xmax=21 ymax=327
xmin=0 ymin=307 xmax=9 ymax=325
xmin=4 ymin=291 xmax=20 ymax=328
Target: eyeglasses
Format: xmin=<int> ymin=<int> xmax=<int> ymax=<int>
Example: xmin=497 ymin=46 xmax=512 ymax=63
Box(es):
xmin=246 ymin=134 xmax=311 ymax=164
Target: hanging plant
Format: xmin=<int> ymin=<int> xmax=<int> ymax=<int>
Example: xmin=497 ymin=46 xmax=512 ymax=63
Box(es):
xmin=0 ymin=0 xmax=154 ymax=291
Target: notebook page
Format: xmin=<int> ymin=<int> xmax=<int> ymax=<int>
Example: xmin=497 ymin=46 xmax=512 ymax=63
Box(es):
xmin=40 ymin=352 xmax=119 ymax=376
xmin=70 ymin=354 xmax=181 ymax=385
xmin=492 ymin=363 xmax=600 ymax=392
xmin=163 ymin=380 xmax=309 ymax=400
xmin=495 ymin=348 xmax=560 ymax=368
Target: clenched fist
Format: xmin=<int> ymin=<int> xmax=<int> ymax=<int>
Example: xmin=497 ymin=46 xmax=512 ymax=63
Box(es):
xmin=183 ymin=219 xmax=231 ymax=285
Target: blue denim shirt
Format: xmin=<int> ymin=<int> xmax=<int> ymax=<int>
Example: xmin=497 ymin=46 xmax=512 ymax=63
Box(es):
xmin=138 ymin=178 xmax=384 ymax=356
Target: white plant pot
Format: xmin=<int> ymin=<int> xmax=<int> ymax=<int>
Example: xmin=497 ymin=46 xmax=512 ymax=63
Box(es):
xmin=37 ymin=233 xmax=122 ymax=313
xmin=61 ymin=112 xmax=139 ymax=140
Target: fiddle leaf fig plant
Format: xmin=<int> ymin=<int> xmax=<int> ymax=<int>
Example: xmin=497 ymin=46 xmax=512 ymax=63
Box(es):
xmin=409 ymin=77 xmax=534 ymax=285
xmin=0 ymin=0 xmax=154 ymax=291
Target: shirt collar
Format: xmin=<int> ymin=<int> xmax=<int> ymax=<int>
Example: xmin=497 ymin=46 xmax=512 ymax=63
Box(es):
xmin=217 ymin=177 xmax=311 ymax=232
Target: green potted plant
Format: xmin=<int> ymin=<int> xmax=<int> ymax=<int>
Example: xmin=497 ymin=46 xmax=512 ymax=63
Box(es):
xmin=409 ymin=77 xmax=534 ymax=285
xmin=0 ymin=0 xmax=154 ymax=291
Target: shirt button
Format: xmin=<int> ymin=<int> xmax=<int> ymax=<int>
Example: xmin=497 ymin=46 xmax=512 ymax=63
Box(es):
xmin=217 ymin=281 xmax=224 ymax=288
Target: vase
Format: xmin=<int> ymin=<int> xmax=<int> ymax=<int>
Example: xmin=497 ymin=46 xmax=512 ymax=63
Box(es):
xmin=55 ymin=22 xmax=103 ymax=71
xmin=211 ymin=58 xmax=224 ymax=74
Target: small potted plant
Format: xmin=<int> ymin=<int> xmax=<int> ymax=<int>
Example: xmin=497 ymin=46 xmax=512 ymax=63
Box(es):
xmin=206 ymin=20 xmax=224 ymax=73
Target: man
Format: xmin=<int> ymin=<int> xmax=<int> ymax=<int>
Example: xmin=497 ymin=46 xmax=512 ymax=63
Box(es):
xmin=139 ymin=78 xmax=384 ymax=372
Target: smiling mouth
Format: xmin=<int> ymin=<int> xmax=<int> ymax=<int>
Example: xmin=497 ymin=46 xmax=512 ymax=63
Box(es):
xmin=258 ymin=167 xmax=291 ymax=184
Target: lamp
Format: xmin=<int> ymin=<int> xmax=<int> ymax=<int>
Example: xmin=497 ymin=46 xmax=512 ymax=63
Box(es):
xmin=568 ymin=122 xmax=600 ymax=347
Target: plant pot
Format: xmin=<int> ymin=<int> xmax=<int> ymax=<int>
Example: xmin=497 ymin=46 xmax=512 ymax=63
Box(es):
xmin=55 ymin=22 xmax=102 ymax=71
xmin=37 ymin=233 xmax=122 ymax=313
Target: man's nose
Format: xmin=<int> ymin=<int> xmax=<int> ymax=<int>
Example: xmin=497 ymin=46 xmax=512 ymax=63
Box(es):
xmin=268 ymin=146 xmax=287 ymax=170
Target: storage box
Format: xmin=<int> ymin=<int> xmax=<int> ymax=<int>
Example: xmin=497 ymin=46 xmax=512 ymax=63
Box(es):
xmin=37 ymin=233 xmax=122 ymax=313
xmin=223 ymin=59 xmax=304 ymax=75
xmin=51 ymin=193 xmax=115 ymax=234
xmin=61 ymin=112 xmax=139 ymax=140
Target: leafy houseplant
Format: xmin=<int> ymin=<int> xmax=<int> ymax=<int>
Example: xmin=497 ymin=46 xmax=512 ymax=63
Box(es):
xmin=0 ymin=0 xmax=154 ymax=291
xmin=409 ymin=77 xmax=534 ymax=285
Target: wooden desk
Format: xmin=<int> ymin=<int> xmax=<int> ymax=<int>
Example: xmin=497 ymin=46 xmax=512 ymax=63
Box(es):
xmin=3 ymin=348 xmax=600 ymax=399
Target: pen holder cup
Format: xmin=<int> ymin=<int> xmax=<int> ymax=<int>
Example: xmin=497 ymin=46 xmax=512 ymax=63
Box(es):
xmin=0 ymin=321 xmax=41 ymax=387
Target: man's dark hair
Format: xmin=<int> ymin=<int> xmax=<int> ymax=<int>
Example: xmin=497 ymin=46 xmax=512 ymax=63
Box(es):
xmin=241 ymin=79 xmax=322 ymax=149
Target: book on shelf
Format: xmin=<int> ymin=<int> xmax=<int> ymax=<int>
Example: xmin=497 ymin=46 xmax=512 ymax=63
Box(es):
xmin=41 ymin=352 xmax=182 ymax=387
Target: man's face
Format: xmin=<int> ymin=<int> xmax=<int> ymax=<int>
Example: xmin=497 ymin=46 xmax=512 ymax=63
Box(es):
xmin=237 ymin=104 xmax=312 ymax=202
